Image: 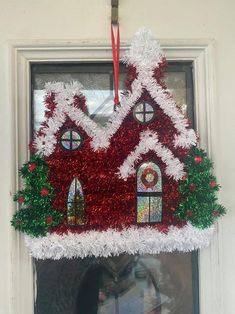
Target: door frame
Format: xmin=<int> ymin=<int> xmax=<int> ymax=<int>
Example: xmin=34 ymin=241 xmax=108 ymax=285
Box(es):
xmin=8 ymin=38 xmax=221 ymax=314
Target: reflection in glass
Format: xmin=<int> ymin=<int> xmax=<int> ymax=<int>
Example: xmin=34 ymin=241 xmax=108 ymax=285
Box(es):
xmin=32 ymin=67 xmax=189 ymax=131
xmin=35 ymin=253 xmax=197 ymax=314
xmin=32 ymin=70 xmax=126 ymax=130
xmin=76 ymin=256 xmax=162 ymax=314
xmin=164 ymin=71 xmax=187 ymax=116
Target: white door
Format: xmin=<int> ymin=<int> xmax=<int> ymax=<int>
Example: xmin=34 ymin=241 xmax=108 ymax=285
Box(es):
xmin=1 ymin=2 xmax=232 ymax=313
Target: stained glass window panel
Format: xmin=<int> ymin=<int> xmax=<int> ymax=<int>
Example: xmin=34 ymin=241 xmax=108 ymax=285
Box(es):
xmin=137 ymin=162 xmax=162 ymax=193
xmin=145 ymin=103 xmax=154 ymax=112
xmin=72 ymin=141 xmax=80 ymax=150
xmin=67 ymin=178 xmax=85 ymax=225
xmin=137 ymin=197 xmax=149 ymax=223
xmin=135 ymin=103 xmax=144 ymax=112
xmin=146 ymin=112 xmax=154 ymax=121
xmin=61 ymin=140 xmax=71 ymax=150
xmin=150 ymin=197 xmax=162 ymax=222
xmin=136 ymin=113 xmax=144 ymax=121
xmin=61 ymin=132 xmax=71 ymax=140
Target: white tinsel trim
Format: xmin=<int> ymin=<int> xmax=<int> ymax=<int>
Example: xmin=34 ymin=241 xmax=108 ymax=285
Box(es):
xmin=33 ymin=29 xmax=197 ymax=156
xmin=45 ymin=81 xmax=83 ymax=96
xmin=122 ymin=28 xmax=164 ymax=71
xmin=24 ymin=223 xmax=215 ymax=260
xmin=33 ymin=80 xmax=143 ymax=154
xmin=118 ymin=130 xmax=185 ymax=181
xmin=144 ymin=77 xmax=197 ymax=148
xmin=122 ymin=29 xmax=197 ymax=149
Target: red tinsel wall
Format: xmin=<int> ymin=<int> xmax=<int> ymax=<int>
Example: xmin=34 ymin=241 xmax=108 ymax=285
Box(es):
xmin=37 ymin=60 xmax=190 ymax=235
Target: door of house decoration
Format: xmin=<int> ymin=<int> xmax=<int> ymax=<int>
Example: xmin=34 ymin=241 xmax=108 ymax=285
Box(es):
xmin=32 ymin=62 xmax=198 ymax=314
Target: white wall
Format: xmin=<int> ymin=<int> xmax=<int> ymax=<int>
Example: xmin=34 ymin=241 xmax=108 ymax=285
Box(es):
xmin=0 ymin=0 xmax=234 ymax=313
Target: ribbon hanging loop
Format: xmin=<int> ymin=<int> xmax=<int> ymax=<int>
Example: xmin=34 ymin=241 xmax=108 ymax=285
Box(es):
xmin=111 ymin=23 xmax=120 ymax=107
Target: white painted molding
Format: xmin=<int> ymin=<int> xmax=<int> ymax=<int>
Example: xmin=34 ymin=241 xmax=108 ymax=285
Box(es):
xmin=10 ymin=38 xmax=219 ymax=314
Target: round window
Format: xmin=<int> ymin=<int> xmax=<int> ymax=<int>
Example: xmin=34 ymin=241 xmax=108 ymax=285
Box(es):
xmin=133 ymin=102 xmax=155 ymax=124
xmin=60 ymin=129 xmax=82 ymax=150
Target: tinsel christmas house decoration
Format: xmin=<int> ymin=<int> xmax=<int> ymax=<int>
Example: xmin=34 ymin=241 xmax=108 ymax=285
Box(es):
xmin=11 ymin=29 xmax=225 ymax=259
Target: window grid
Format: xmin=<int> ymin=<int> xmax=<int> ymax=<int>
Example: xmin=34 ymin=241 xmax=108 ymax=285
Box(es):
xmin=133 ymin=102 xmax=155 ymax=124
xmin=60 ymin=129 xmax=82 ymax=150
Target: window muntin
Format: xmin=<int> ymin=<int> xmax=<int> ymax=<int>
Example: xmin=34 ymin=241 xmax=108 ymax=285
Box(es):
xmin=60 ymin=129 xmax=82 ymax=150
xmin=32 ymin=61 xmax=199 ymax=314
xmin=133 ymin=102 xmax=155 ymax=124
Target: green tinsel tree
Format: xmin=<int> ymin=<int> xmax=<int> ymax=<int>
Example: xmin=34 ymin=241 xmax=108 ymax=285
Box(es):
xmin=176 ymin=146 xmax=226 ymax=228
xmin=11 ymin=155 xmax=63 ymax=237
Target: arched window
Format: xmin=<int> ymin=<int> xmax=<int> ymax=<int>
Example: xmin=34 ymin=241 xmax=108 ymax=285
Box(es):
xmin=136 ymin=162 xmax=162 ymax=223
xmin=67 ymin=177 xmax=85 ymax=225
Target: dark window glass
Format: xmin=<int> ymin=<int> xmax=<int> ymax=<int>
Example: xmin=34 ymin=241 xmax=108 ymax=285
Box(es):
xmin=31 ymin=61 xmax=199 ymax=314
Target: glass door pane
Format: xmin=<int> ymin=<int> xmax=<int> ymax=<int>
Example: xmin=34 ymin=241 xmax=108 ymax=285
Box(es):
xmin=31 ymin=61 xmax=198 ymax=314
